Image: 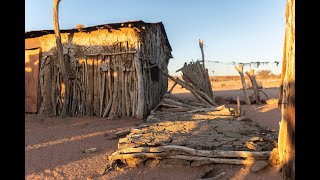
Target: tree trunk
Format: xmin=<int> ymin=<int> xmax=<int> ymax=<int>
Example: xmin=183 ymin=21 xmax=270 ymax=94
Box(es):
xmin=278 ymin=0 xmax=295 ymax=179
xmin=53 ymin=0 xmax=70 ymax=117
xmin=235 ymin=64 xmax=251 ymax=105
xmin=246 ymin=69 xmax=261 ymax=104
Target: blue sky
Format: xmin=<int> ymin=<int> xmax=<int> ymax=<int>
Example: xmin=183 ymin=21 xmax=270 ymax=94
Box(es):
xmin=26 ymin=0 xmax=286 ymax=75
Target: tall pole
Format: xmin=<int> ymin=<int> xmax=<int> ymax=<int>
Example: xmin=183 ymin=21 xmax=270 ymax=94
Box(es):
xmin=53 ymin=0 xmax=70 ymax=117
xmin=199 ymin=39 xmax=205 ymax=68
xmin=278 ymin=0 xmax=295 ymax=179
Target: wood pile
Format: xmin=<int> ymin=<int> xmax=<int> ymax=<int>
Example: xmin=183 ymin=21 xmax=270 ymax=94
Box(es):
xmin=106 ymin=94 xmax=278 ymax=171
xmin=104 ymin=60 xmax=277 ymax=172
xmin=159 ymin=66 xmax=217 ymax=107
xmin=176 ymin=61 xmax=214 ymax=100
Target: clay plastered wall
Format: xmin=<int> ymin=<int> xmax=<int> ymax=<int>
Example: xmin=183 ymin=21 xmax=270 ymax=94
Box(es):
xmin=38 ymin=27 xmax=140 ymax=62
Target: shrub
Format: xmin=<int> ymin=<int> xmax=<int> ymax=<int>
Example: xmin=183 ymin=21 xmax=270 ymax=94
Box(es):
xmin=257 ymin=70 xmax=273 ymax=78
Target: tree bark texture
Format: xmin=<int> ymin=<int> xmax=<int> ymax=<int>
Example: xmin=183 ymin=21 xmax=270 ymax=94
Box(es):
xmin=278 ymin=0 xmax=295 ymax=179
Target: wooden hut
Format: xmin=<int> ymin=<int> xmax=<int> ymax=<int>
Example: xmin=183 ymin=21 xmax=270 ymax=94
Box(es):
xmin=25 ymin=20 xmax=172 ymax=119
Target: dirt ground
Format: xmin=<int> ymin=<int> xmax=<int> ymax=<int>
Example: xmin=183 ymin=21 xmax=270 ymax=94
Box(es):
xmin=25 ymin=91 xmax=283 ymax=180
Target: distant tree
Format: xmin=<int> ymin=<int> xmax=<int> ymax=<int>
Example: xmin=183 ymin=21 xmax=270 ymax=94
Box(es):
xmin=256 ymin=70 xmax=273 ymax=78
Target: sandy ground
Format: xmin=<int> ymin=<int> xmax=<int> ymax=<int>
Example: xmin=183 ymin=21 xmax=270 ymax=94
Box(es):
xmin=25 ymin=91 xmax=283 ymax=180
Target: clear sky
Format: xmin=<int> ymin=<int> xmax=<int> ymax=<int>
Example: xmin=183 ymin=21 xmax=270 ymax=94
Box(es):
xmin=26 ymin=0 xmax=286 ymax=75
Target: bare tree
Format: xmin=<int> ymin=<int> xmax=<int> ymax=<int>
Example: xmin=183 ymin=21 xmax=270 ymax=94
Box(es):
xmin=246 ymin=70 xmax=261 ymax=104
xmin=235 ymin=64 xmax=251 ymax=105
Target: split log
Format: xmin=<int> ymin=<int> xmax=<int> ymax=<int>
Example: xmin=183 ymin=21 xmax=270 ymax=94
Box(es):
xmin=168 ymin=155 xmax=255 ymax=165
xmin=160 ymin=107 xmax=191 ymax=112
xmin=235 ymin=64 xmax=251 ymax=105
xmin=246 ymin=70 xmax=261 ymax=104
xmin=164 ymin=94 xmax=212 ymax=108
xmin=93 ymin=56 xmax=99 ymax=115
xmin=125 ymin=69 xmax=130 ymax=117
xmin=159 ymin=102 xmax=190 ymax=109
xmin=109 ymin=152 xmax=168 ymax=161
xmin=236 ymin=96 xmax=241 ymax=116
xmin=111 ymin=145 xmax=271 ymax=159
xmin=102 ymin=57 xmax=113 ymax=117
xmin=185 ymin=106 xmax=225 ymax=114
xmin=161 ymin=98 xmax=200 ymax=109
xmin=86 ymin=57 xmax=94 ymax=115
xmin=110 ymin=153 xmax=256 ymax=166
xmin=100 ymin=67 xmax=106 ymax=116
xmin=110 ymin=56 xmax=118 ymax=117
xmin=153 ymin=105 xmax=227 ymax=116
xmin=135 ymin=51 xmax=144 ymax=119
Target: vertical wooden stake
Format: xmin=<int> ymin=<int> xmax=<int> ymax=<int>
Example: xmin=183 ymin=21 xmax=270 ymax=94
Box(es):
xmin=236 ymin=96 xmax=241 ymax=117
xmin=199 ymin=39 xmax=205 ymax=68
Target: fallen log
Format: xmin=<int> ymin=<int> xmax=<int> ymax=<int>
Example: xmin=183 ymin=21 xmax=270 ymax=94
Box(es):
xmin=166 ymin=155 xmax=255 ymax=165
xmin=111 ymin=145 xmax=271 ymax=159
xmin=161 ymin=98 xmax=200 ymax=109
xmin=110 ymin=152 xmax=256 ymax=166
xmin=109 ymin=152 xmax=168 ymax=161
xmin=163 ymin=94 xmax=212 ymax=108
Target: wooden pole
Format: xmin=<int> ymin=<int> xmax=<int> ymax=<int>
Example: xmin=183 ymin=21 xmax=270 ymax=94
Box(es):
xmin=235 ymin=64 xmax=251 ymax=105
xmin=236 ymin=96 xmax=241 ymax=116
xmin=199 ymin=39 xmax=205 ymax=68
xmin=135 ymin=49 xmax=145 ymax=120
xmin=167 ymin=82 xmax=177 ymax=94
xmin=278 ymin=0 xmax=295 ymax=179
xmin=53 ymin=0 xmax=70 ymax=117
